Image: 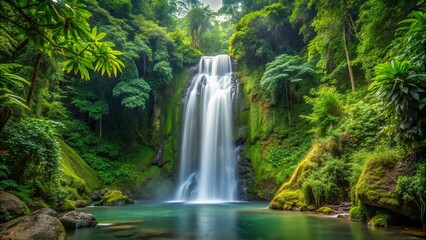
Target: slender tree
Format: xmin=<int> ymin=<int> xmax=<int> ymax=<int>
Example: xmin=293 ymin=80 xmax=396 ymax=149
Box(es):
xmin=187 ymin=7 xmax=212 ymax=50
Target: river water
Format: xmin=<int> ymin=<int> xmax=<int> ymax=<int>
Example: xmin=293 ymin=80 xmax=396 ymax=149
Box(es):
xmin=69 ymin=202 xmax=416 ymax=240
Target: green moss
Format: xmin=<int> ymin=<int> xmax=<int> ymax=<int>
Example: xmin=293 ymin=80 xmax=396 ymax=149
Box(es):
xmin=162 ymin=139 xmax=175 ymax=174
xmin=244 ymin=142 xmax=262 ymax=176
xmin=23 ymin=207 xmax=31 ymax=216
xmin=59 ymin=139 xmax=102 ymax=190
xmin=248 ymin=104 xmax=262 ymax=142
xmin=368 ymin=213 xmax=392 ymax=227
xmin=355 ymin=147 xmax=402 ymax=207
xmin=161 ymin=69 xmax=188 ymax=136
xmin=269 ymin=190 xmax=304 ymax=210
xmin=138 ymin=166 xmax=161 ymax=185
xmin=27 ymin=198 xmax=49 ymax=210
xmin=301 ymin=205 xmax=316 ymax=211
xmin=119 ymin=145 xmax=156 ymax=171
xmin=60 ymin=199 xmax=76 ymax=212
xmin=96 ymin=190 xmax=133 ymax=206
xmin=270 ymin=144 xmax=347 ymax=208
xmin=64 ymin=187 xmax=79 ymax=200
xmin=349 ymin=206 xmax=363 ymax=220
xmin=318 ymin=206 xmax=333 ymax=214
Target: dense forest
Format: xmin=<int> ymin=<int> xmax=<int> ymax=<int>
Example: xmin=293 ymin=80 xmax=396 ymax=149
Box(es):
xmin=0 ymin=0 xmax=425 ymax=234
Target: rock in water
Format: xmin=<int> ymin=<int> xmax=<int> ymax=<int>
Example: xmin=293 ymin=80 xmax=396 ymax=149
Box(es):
xmin=0 ymin=214 xmax=67 ymax=240
xmin=96 ymin=190 xmax=134 ymax=206
xmin=91 ymin=189 xmax=106 ymax=201
xmin=58 ymin=211 xmax=97 ymax=229
xmin=0 ymin=191 xmax=30 ymax=223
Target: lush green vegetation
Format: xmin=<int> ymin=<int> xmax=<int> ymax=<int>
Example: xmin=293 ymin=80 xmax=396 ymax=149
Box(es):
xmin=0 ymin=0 xmax=425 ymax=232
xmin=0 ymin=0 xmax=225 ymax=210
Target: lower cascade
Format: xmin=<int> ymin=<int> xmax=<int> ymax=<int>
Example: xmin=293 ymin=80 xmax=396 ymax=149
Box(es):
xmin=175 ymin=54 xmax=238 ymax=202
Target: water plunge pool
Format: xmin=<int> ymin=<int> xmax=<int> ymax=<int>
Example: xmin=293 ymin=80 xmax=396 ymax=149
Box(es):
xmin=69 ymin=202 xmax=416 ymax=240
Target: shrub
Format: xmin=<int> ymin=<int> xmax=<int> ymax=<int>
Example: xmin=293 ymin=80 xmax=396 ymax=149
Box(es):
xmin=301 ymin=155 xmax=347 ymax=207
xmin=396 ymin=161 xmax=426 ymax=230
xmin=318 ymin=206 xmax=333 ymax=214
xmin=302 ymin=86 xmax=343 ymax=137
xmin=349 ymin=206 xmax=363 ymax=220
xmin=368 ymin=213 xmax=392 ymax=227
xmin=369 ymin=60 xmax=426 ymax=143
xmin=0 ymin=118 xmax=63 ymax=207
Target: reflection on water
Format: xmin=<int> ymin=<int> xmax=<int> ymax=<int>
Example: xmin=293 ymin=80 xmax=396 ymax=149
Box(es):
xmin=69 ymin=202 xmax=417 ymax=240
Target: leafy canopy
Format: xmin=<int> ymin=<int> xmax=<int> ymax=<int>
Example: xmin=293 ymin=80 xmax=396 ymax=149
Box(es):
xmin=229 ymin=3 xmax=302 ymax=65
xmin=302 ymin=86 xmax=344 ymax=137
xmin=369 ymin=11 xmax=426 ymax=144
xmin=261 ymin=54 xmax=316 ymax=104
xmin=0 ymin=0 xmax=125 ymax=80
xmin=113 ymin=78 xmax=151 ymax=109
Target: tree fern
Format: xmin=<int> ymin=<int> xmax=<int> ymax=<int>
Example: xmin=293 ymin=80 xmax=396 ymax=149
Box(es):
xmin=0 ymin=64 xmax=29 ymax=109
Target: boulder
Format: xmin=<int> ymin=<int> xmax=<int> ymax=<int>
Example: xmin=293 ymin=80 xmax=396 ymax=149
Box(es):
xmin=368 ymin=213 xmax=392 ymax=227
xmin=74 ymin=199 xmax=91 ymax=208
xmin=0 ymin=191 xmax=30 ymax=223
xmin=96 ymin=190 xmax=134 ymax=206
xmin=58 ymin=211 xmax=97 ymax=229
xmin=356 ymin=153 xmax=418 ymax=219
xmin=0 ymin=214 xmax=67 ymax=240
xmin=91 ymin=189 xmax=106 ymax=201
xmin=32 ymin=208 xmax=57 ymax=217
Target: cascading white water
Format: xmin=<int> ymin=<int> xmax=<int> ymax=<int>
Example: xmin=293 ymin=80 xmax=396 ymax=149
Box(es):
xmin=175 ymin=55 xmax=238 ymax=202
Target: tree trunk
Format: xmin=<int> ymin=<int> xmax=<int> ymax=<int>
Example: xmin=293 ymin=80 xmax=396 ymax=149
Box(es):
xmin=285 ymin=80 xmax=291 ymax=123
xmin=143 ymin=54 xmax=147 ymax=77
xmin=343 ymin=24 xmax=355 ymax=92
xmin=26 ymin=51 xmax=43 ymax=107
xmin=0 ymin=107 xmax=12 ymax=132
xmin=99 ymin=116 xmax=102 ymax=138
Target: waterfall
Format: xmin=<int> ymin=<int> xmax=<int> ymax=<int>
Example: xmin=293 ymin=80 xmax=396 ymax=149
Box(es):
xmin=175 ymin=55 xmax=238 ymax=202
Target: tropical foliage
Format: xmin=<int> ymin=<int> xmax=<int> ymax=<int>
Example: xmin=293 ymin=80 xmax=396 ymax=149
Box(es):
xmin=369 ymin=60 xmax=426 ymax=142
xmin=0 ymin=0 xmax=424 ymax=231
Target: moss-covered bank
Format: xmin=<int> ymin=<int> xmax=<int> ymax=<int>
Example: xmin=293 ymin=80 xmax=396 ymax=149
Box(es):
xmin=58 ymin=140 xmax=102 ymax=210
xmin=236 ymin=65 xmax=314 ymax=200
xmin=119 ymin=68 xmax=190 ymax=199
xmin=266 ymin=88 xmax=425 ymax=228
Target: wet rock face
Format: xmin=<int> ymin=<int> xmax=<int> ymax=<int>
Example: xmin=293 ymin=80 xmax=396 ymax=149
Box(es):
xmin=237 ymin=151 xmax=255 ymax=200
xmin=58 ymin=211 xmax=97 ymax=230
xmin=91 ymin=189 xmax=106 ymax=201
xmin=0 ymin=191 xmax=29 ymax=223
xmin=0 ymin=214 xmax=67 ymax=240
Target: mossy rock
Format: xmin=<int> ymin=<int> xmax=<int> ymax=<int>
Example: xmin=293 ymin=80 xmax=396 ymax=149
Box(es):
xmin=368 ymin=213 xmax=392 ymax=227
xmin=0 ymin=191 xmax=30 ymax=223
xmin=317 ymin=206 xmax=333 ymax=214
xmin=96 ymin=190 xmax=134 ymax=206
xmin=58 ymin=140 xmax=101 ymax=208
xmin=269 ymin=190 xmax=304 ymax=210
xmin=75 ymin=199 xmax=91 ymax=208
xmin=355 ymin=147 xmax=418 ymax=219
xmin=349 ymin=206 xmax=363 ymax=221
xmin=59 ymin=140 xmax=102 ymax=190
xmin=59 ymin=199 xmax=76 ymax=212
xmin=269 ymin=145 xmax=320 ymax=209
xmin=300 ymin=205 xmax=316 ymax=211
